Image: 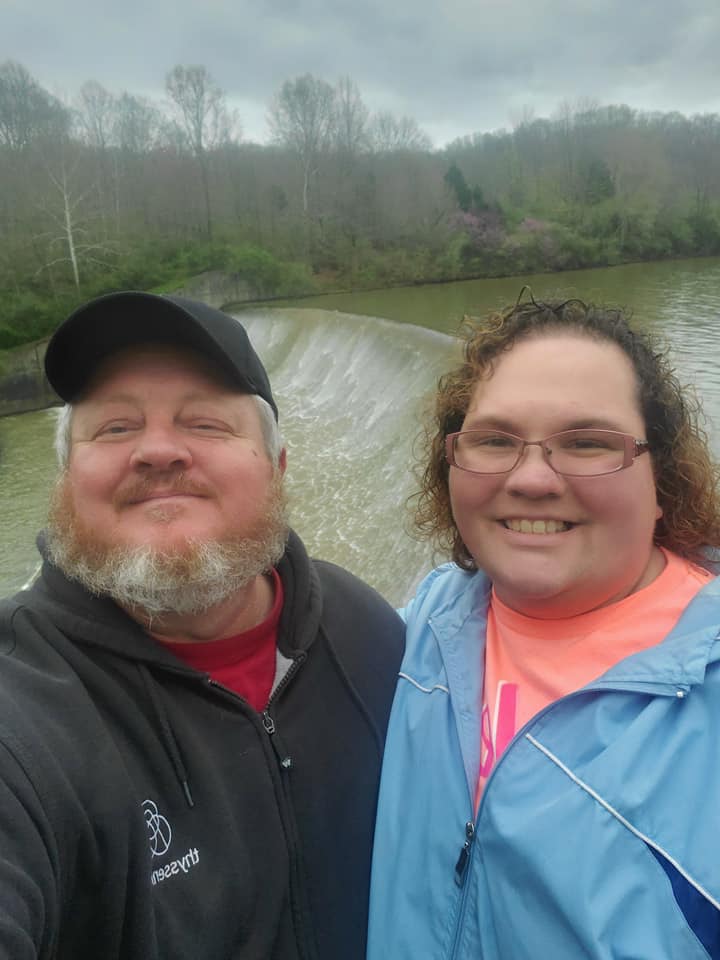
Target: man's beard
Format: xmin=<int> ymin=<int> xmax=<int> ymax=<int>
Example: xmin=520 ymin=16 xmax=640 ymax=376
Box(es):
xmin=45 ymin=473 xmax=289 ymax=618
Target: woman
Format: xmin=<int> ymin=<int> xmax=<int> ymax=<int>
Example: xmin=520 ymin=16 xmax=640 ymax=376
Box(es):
xmin=368 ymin=297 xmax=720 ymax=959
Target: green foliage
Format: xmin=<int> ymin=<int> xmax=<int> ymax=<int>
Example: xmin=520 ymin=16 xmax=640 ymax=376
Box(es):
xmin=471 ymin=185 xmax=487 ymax=211
xmin=0 ymin=238 xmax=317 ymax=349
xmin=687 ymin=210 xmax=720 ymax=255
xmin=578 ymin=157 xmax=615 ymax=205
xmin=0 ymin=291 xmax=76 ymax=348
xmin=444 ymin=163 xmax=472 ymax=211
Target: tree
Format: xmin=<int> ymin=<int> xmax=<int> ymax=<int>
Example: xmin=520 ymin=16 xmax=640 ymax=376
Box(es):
xmin=165 ymin=64 xmax=237 ymax=239
xmin=369 ymin=111 xmax=432 ymax=152
xmin=113 ymin=92 xmax=161 ymax=155
xmin=34 ymin=143 xmax=117 ymax=290
xmin=75 ymin=81 xmax=118 ymax=229
xmin=0 ymin=60 xmax=69 ymax=150
xmin=268 ymin=74 xmax=336 ymax=215
xmin=444 ymin=163 xmax=472 ymax=211
xmin=579 ymin=157 xmax=615 ymax=205
xmin=333 ymin=76 xmax=369 ymax=159
xmin=76 ymin=80 xmax=115 ymax=151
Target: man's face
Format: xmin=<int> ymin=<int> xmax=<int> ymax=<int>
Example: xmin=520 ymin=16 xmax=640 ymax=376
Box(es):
xmin=62 ymin=345 xmax=285 ymax=564
xmin=448 ymin=333 xmax=663 ymax=618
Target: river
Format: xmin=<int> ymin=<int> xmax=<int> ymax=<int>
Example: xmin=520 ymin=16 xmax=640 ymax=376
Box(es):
xmin=2 ymin=256 xmax=719 ymax=605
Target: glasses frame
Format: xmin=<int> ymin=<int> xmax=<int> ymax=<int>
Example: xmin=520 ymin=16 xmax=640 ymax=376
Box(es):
xmin=445 ymin=428 xmax=650 ymax=478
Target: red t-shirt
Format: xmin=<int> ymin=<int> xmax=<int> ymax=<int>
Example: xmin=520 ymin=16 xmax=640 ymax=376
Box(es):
xmin=161 ymin=569 xmax=283 ymax=712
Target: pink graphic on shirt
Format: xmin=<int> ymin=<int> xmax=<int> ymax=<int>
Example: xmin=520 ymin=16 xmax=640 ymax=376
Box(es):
xmin=479 ymin=681 xmax=519 ymax=779
xmin=480 ymin=704 xmax=494 ymax=777
xmin=494 ymin=681 xmax=518 ymax=758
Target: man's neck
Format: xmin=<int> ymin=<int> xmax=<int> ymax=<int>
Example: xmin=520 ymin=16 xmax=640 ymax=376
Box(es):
xmin=122 ymin=573 xmax=276 ymax=644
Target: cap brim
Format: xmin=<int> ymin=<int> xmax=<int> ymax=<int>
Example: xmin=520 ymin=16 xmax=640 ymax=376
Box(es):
xmin=45 ymin=291 xmax=261 ymax=406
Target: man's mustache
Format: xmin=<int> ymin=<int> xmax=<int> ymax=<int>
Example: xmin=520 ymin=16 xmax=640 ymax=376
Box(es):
xmin=113 ymin=472 xmax=214 ymax=508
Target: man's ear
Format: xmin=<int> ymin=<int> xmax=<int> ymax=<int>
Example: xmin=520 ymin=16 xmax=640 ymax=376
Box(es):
xmin=278 ymin=447 xmax=287 ymax=476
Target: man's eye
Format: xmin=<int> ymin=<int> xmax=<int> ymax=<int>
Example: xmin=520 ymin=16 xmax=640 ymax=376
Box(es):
xmin=189 ymin=421 xmax=227 ymax=433
xmin=98 ymin=423 xmax=133 ymax=436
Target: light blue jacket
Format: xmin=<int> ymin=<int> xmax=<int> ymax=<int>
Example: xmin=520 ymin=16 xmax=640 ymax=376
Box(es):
xmin=368 ymin=563 xmax=720 ymax=960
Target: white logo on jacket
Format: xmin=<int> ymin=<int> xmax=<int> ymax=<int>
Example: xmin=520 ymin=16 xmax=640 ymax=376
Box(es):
xmin=142 ymin=798 xmax=172 ymax=857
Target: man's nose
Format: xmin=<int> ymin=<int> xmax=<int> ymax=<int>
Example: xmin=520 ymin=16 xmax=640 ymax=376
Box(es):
xmin=128 ymin=424 xmax=193 ymax=471
xmin=503 ymin=442 xmax=566 ymax=496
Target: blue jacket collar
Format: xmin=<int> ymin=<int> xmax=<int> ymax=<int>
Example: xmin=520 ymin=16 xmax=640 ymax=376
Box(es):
xmin=428 ymin=568 xmax=720 ymax=693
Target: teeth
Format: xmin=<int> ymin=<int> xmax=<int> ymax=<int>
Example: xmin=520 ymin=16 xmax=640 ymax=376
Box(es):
xmin=505 ymin=519 xmax=569 ymax=534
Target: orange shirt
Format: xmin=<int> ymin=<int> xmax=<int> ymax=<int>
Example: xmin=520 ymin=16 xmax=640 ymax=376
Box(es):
xmin=477 ymin=549 xmax=712 ymax=804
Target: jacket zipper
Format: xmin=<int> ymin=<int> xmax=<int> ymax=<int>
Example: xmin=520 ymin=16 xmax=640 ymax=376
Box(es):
xmin=261 ymin=653 xmax=314 ymax=960
xmin=206 ymin=653 xmax=313 ymax=959
xmin=261 ymin=711 xmax=293 ymax=769
xmin=261 ymin=653 xmax=306 ymax=770
xmin=448 ymin=677 xmax=691 ymax=960
xmin=454 ymin=820 xmax=475 ymax=886
xmin=205 ymin=652 xmax=306 ymax=769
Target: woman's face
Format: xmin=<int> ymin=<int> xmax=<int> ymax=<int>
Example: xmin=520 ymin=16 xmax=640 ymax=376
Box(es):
xmin=448 ymin=333 xmax=664 ymax=617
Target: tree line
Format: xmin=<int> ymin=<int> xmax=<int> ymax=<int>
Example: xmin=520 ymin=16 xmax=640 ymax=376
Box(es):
xmin=1 ymin=60 xmax=720 ymax=349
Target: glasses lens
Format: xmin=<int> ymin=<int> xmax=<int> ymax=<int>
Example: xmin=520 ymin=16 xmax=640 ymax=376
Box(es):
xmin=453 ymin=431 xmax=522 ymax=473
xmin=546 ymin=430 xmax=626 ymax=476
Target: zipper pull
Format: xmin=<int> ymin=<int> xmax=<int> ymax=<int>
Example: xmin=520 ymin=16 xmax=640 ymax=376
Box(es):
xmin=262 ymin=711 xmax=275 ymax=735
xmin=454 ymin=821 xmax=475 ymax=887
xmin=262 ymin=711 xmax=293 ymax=770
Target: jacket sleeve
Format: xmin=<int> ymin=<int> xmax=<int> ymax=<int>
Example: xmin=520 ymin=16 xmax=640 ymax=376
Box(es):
xmin=0 ymin=738 xmax=59 ymax=960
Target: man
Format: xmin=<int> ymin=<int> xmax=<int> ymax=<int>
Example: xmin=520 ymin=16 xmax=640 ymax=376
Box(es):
xmin=0 ymin=290 xmax=404 ymax=960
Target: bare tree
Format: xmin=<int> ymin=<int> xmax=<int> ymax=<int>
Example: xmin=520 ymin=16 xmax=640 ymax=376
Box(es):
xmin=333 ymin=76 xmax=369 ymax=159
xmin=113 ymin=92 xmax=161 ymax=155
xmin=268 ymin=74 xmax=336 ymax=214
xmin=75 ymin=80 xmax=119 ymax=228
xmin=0 ymin=60 xmax=70 ymax=150
xmin=34 ymin=144 xmax=117 ymax=289
xmin=369 ymin=111 xmax=432 ymax=153
xmin=165 ymin=64 xmax=238 ymax=239
xmin=76 ymin=80 xmax=115 ymax=151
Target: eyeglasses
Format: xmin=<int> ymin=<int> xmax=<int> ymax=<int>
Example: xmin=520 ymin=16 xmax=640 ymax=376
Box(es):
xmin=445 ymin=428 xmax=650 ymax=478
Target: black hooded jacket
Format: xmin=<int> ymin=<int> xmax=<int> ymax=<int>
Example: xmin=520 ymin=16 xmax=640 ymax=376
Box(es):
xmin=0 ymin=530 xmax=404 ymax=960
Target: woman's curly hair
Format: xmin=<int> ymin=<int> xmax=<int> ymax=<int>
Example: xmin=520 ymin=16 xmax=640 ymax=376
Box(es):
xmin=414 ymin=295 xmax=720 ymax=570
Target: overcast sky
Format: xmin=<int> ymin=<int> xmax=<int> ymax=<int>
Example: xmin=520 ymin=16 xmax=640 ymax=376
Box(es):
xmin=4 ymin=0 xmax=720 ymax=147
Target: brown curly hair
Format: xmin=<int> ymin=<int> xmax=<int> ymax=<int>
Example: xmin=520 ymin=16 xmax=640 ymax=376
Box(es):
xmin=414 ymin=296 xmax=720 ymax=570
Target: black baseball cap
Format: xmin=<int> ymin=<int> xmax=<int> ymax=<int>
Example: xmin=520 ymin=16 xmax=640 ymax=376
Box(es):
xmin=44 ymin=291 xmax=278 ymax=419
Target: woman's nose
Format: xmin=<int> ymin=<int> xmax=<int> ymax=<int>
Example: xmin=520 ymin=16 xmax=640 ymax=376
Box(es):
xmin=503 ymin=442 xmax=566 ymax=496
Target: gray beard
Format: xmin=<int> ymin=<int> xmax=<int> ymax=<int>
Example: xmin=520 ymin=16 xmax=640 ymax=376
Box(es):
xmin=46 ymin=476 xmax=289 ymax=617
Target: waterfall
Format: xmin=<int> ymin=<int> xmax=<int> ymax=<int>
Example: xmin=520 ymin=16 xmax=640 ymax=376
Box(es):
xmin=241 ymin=309 xmax=459 ymax=606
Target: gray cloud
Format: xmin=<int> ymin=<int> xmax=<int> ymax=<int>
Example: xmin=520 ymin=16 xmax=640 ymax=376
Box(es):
xmin=3 ymin=0 xmax=719 ymax=144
